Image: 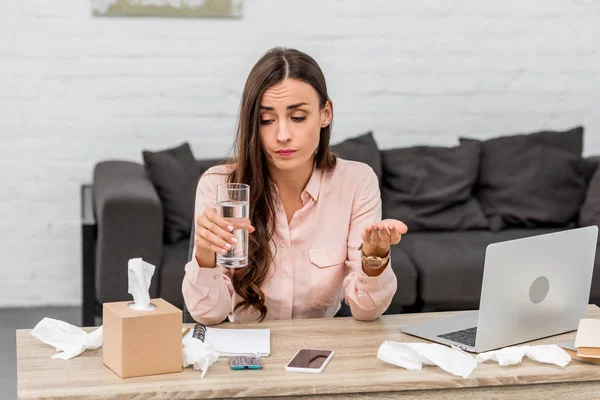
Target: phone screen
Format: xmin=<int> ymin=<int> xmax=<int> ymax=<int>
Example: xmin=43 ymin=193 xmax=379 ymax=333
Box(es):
xmin=287 ymin=349 xmax=332 ymax=369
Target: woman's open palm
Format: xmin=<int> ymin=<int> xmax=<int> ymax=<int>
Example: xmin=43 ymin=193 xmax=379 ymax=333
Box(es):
xmin=361 ymin=219 xmax=408 ymax=248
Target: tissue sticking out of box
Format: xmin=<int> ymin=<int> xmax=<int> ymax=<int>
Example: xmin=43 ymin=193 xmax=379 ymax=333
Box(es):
xmin=127 ymin=258 xmax=156 ymax=311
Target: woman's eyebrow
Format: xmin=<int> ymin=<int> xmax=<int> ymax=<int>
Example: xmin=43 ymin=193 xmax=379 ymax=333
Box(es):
xmin=259 ymin=102 xmax=309 ymax=111
xmin=286 ymin=102 xmax=309 ymax=110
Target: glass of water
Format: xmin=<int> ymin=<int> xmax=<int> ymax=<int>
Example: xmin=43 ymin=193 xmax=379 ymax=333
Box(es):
xmin=216 ymin=183 xmax=249 ymax=268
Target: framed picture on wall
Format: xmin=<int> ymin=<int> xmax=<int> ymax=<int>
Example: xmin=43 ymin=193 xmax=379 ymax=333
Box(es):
xmin=91 ymin=0 xmax=243 ymax=18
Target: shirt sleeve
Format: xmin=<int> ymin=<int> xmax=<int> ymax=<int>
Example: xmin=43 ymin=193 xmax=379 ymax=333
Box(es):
xmin=343 ymin=167 xmax=398 ymax=321
xmin=181 ymin=171 xmax=234 ymax=326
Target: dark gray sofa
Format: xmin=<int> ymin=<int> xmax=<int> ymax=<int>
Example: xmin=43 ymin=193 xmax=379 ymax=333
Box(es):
xmin=83 ymin=128 xmax=600 ymax=325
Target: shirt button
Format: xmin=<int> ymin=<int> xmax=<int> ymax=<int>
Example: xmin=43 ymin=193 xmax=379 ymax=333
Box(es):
xmin=360 ymin=280 xmax=367 ymax=285
xmin=299 ymin=212 xmax=304 ymax=216
xmin=213 ymin=275 xmax=220 ymax=280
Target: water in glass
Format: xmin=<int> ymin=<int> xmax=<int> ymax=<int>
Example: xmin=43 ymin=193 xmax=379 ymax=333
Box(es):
xmin=216 ymin=200 xmax=249 ymax=268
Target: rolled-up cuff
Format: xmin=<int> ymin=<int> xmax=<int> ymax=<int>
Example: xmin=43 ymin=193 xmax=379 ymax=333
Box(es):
xmin=185 ymin=259 xmax=230 ymax=288
xmin=356 ymin=262 xmax=396 ymax=305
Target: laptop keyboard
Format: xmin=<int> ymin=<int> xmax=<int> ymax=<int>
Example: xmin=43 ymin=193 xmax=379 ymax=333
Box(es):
xmin=437 ymin=327 xmax=477 ymax=347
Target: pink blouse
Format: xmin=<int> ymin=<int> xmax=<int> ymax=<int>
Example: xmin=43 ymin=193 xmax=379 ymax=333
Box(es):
xmin=182 ymin=159 xmax=397 ymax=324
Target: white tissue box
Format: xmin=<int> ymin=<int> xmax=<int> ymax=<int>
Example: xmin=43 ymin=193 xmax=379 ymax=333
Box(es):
xmin=102 ymin=298 xmax=182 ymax=378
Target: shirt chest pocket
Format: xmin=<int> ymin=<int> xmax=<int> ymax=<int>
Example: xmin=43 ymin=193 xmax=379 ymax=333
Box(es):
xmin=308 ymin=244 xmax=347 ymax=311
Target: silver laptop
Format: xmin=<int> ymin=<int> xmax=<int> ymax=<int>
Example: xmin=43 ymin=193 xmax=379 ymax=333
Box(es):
xmin=401 ymin=226 xmax=598 ymax=353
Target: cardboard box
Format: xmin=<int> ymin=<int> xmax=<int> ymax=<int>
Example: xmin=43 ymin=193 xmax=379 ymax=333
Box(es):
xmin=103 ymin=298 xmax=183 ymax=378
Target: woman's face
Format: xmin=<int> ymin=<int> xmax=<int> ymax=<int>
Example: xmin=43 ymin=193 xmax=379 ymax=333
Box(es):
xmin=258 ymin=78 xmax=331 ymax=173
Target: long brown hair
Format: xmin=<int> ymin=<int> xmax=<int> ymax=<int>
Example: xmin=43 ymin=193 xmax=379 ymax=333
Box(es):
xmin=229 ymin=47 xmax=337 ymax=321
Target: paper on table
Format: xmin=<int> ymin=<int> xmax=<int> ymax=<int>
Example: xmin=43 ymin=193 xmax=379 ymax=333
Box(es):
xmin=476 ymin=345 xmax=571 ymax=367
xmin=193 ymin=323 xmax=270 ymax=357
xmin=377 ymin=341 xmax=477 ymax=378
xmin=574 ymin=319 xmax=600 ymax=348
xmin=30 ymin=318 xmax=103 ymax=360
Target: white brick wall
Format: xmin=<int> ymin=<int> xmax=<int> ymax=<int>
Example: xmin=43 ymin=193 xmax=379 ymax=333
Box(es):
xmin=1 ymin=0 xmax=599 ymax=307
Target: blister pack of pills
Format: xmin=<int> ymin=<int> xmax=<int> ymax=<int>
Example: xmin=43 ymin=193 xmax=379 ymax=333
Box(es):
xmin=228 ymin=355 xmax=262 ymax=370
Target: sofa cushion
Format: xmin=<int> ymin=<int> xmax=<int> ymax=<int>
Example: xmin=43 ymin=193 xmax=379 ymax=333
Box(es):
xmin=399 ymin=229 xmax=564 ymax=310
xmin=579 ymin=157 xmax=600 ymax=244
xmin=590 ymin=247 xmax=600 ymax=306
xmin=461 ymin=126 xmax=587 ymax=231
xmin=583 ymin=156 xmax=600 ymax=185
xmin=143 ymin=142 xmax=199 ymax=244
xmin=157 ymin=237 xmax=190 ymax=309
xmin=197 ymin=158 xmax=228 ymax=178
xmin=387 ymin=246 xmax=419 ymax=310
xmin=330 ymin=131 xmax=382 ymax=182
xmin=381 ymin=142 xmax=488 ymax=232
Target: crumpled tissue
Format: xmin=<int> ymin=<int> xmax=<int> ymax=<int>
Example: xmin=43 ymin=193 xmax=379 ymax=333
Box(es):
xmin=377 ymin=341 xmax=477 ymax=378
xmin=182 ymin=330 xmax=219 ymax=378
xmin=476 ymin=344 xmax=571 ymax=367
xmin=30 ymin=318 xmax=103 ymax=360
xmin=127 ymin=257 xmax=156 ymax=311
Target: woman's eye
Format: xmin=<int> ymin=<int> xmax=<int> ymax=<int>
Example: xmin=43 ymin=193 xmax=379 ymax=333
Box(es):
xmin=260 ymin=119 xmax=274 ymax=125
xmin=291 ymin=116 xmax=307 ymax=122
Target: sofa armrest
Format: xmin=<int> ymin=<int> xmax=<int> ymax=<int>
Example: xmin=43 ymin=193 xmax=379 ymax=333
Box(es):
xmin=93 ymin=161 xmax=163 ymax=304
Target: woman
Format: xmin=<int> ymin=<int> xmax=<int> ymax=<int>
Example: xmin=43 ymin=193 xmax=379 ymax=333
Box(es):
xmin=182 ymin=47 xmax=407 ymax=325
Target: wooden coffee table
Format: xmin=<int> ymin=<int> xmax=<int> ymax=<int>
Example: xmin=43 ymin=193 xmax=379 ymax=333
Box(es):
xmin=16 ymin=305 xmax=600 ymax=399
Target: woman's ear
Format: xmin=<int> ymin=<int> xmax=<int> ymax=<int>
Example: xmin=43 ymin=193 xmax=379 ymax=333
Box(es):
xmin=321 ymin=100 xmax=333 ymax=128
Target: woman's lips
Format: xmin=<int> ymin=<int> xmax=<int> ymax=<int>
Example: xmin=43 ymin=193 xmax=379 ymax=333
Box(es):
xmin=276 ymin=150 xmax=297 ymax=157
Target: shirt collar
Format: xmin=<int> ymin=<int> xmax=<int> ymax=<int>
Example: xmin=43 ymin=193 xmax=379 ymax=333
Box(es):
xmin=303 ymin=165 xmax=322 ymax=202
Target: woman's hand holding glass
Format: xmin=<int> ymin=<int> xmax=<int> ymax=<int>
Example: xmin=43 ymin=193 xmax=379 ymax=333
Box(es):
xmin=194 ymin=206 xmax=255 ymax=268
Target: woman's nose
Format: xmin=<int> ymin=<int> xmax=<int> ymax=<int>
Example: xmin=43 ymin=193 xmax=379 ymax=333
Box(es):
xmin=276 ymin=121 xmax=292 ymax=143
